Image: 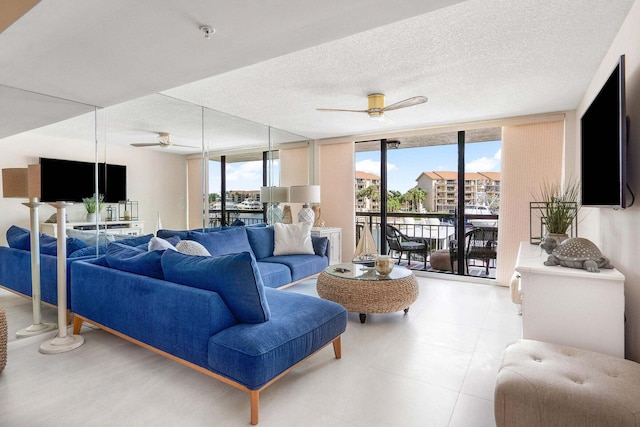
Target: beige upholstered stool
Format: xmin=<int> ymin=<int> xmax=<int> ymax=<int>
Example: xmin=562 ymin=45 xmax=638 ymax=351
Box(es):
xmin=495 ymin=340 xmax=640 ymax=426
xmin=0 ymin=306 xmax=7 ymax=372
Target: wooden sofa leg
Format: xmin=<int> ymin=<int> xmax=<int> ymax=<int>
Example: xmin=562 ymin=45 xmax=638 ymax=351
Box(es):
xmin=72 ymin=315 xmax=83 ymax=335
xmin=333 ymin=336 xmax=342 ymax=359
xmin=250 ymin=390 xmax=259 ymax=425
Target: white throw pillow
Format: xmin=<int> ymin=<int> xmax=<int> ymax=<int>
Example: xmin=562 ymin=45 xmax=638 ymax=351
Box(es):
xmin=175 ymin=240 xmax=211 ymax=256
xmin=273 ymin=222 xmax=314 ymax=256
xmin=148 ymin=236 xmax=177 ymax=252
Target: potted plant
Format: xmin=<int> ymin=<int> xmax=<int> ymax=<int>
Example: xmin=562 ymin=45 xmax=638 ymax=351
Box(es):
xmin=82 ymin=193 xmax=104 ymax=223
xmin=537 ymin=179 xmax=580 ymax=241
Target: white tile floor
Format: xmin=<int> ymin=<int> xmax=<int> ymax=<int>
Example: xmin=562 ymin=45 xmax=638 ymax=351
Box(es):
xmin=0 ymin=274 xmax=522 ymax=427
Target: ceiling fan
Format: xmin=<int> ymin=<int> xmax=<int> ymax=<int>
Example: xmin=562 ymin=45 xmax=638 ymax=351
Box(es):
xmin=316 ymin=93 xmax=427 ymax=119
xmin=130 ymin=132 xmax=193 ymax=149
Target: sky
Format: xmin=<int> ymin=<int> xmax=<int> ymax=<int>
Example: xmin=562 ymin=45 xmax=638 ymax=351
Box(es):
xmin=357 ymin=140 xmax=502 ymax=193
xmin=209 ymin=140 xmax=501 ymax=194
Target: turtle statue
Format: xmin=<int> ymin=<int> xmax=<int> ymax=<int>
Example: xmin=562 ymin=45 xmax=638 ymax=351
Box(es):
xmin=543 ymin=237 xmax=613 ymax=273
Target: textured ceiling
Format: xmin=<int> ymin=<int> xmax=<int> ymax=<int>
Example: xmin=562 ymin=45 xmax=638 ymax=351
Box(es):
xmin=0 ymin=0 xmax=636 ymax=153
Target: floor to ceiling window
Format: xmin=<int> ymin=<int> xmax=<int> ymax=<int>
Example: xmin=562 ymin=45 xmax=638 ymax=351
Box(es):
xmin=208 ymin=151 xmax=280 ymax=226
xmin=355 ymin=129 xmax=501 ymax=279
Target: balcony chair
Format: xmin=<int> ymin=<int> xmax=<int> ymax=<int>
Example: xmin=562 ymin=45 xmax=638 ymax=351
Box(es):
xmin=385 ymin=224 xmax=430 ymax=270
xmin=450 ymin=226 xmax=498 ymax=276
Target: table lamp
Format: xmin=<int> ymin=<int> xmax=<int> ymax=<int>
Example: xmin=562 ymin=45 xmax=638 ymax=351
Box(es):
xmin=289 ymin=185 xmax=321 ymax=224
xmin=2 ymin=165 xmax=57 ymax=336
xmin=260 ymin=186 xmax=289 ymax=225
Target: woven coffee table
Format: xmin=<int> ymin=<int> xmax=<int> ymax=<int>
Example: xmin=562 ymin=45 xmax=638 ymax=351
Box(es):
xmin=317 ymin=263 xmax=419 ymax=323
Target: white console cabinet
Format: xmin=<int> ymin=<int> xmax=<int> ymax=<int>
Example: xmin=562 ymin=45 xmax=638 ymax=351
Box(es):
xmin=311 ymin=227 xmax=342 ymax=265
xmin=515 ymin=242 xmax=625 ymax=358
xmin=41 ymin=221 xmax=145 ymax=237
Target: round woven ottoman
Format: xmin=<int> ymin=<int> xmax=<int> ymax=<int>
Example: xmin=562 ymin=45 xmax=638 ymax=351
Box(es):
xmin=317 ymin=263 xmax=419 ymax=323
xmin=429 ymin=249 xmax=453 ymax=271
xmin=0 ymin=306 xmax=7 ymax=372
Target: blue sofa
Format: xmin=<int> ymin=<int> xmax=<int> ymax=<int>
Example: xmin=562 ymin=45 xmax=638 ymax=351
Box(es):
xmin=0 ymin=225 xmax=152 ymax=309
xmin=70 ymin=248 xmax=347 ymax=425
xmin=157 ymin=224 xmax=330 ymax=288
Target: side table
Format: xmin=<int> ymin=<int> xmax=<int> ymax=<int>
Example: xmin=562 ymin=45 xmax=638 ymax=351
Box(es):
xmin=317 ymin=263 xmax=419 ymax=323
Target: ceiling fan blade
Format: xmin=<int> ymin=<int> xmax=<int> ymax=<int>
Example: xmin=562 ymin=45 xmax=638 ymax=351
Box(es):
xmin=316 ymin=108 xmax=369 ymax=113
xmin=0 ymin=0 xmax=40 ymax=33
xmin=382 ymin=96 xmax=428 ymax=112
xmin=171 ymin=143 xmax=198 ymax=148
xmin=131 ymin=143 xmax=162 ymax=147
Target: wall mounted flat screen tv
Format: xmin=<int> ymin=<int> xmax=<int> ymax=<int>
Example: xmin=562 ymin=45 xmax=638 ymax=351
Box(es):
xmin=580 ymin=54 xmax=627 ymax=208
xmin=39 ymin=158 xmax=127 ymax=203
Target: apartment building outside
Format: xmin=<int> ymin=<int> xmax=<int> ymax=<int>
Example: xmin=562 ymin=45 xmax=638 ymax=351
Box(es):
xmin=416 ymin=171 xmax=501 ymax=213
xmin=355 ymin=171 xmax=381 ymax=211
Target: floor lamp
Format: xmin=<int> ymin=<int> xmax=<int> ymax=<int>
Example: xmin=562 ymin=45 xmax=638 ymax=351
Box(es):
xmin=40 ymin=202 xmax=84 ymax=354
xmin=2 ymin=166 xmax=57 ymax=337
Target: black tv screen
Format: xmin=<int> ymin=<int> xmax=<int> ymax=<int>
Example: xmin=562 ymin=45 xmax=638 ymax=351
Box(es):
xmin=39 ymin=158 xmax=126 ymax=203
xmin=580 ymin=55 xmax=627 ymax=208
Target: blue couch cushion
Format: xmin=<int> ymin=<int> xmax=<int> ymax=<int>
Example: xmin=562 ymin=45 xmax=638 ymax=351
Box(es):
xmin=246 ymin=226 xmax=274 ymax=260
xmin=105 ymin=242 xmax=164 ymax=280
xmin=260 ymin=254 xmax=329 ymax=282
xmin=208 ymin=287 xmax=347 ymax=389
xmin=161 ymin=250 xmax=270 ymax=323
xmin=7 ymin=225 xmax=87 ymax=255
xmin=68 ymin=244 xmax=107 ymax=258
xmin=255 ymin=261 xmax=292 ymax=288
xmin=186 ymin=227 xmax=255 ymax=257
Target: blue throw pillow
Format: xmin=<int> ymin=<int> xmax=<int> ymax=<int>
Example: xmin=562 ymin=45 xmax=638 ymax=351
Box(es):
xmin=312 ymin=235 xmax=329 ymax=257
xmin=105 ymin=242 xmax=164 ymax=280
xmin=6 ymin=225 xmax=30 ymax=250
xmin=245 ymin=226 xmax=274 ymax=260
xmin=112 ymin=233 xmax=154 ymax=247
xmin=161 ymin=250 xmax=270 ymax=323
xmin=38 ymin=236 xmax=87 ymax=256
xmin=156 ymin=229 xmax=190 ymax=240
xmin=186 ymin=227 xmax=255 ymax=257
xmin=6 ymin=225 xmax=87 ymax=255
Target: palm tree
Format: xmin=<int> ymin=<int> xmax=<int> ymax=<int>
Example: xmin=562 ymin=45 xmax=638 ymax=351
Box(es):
xmin=356 ymin=185 xmax=379 ymax=210
xmin=403 ymin=187 xmax=427 ymax=212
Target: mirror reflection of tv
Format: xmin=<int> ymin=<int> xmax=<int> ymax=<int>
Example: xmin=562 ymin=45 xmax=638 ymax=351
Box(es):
xmin=580 ymin=54 xmax=627 ymax=208
xmin=39 ymin=158 xmax=126 ymax=203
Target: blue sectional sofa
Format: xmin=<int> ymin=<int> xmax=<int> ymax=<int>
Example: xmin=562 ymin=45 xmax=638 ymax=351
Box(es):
xmin=0 ymin=225 xmax=152 ymax=309
xmin=70 ymin=247 xmax=347 ymax=425
xmin=157 ymin=224 xmax=330 ymax=288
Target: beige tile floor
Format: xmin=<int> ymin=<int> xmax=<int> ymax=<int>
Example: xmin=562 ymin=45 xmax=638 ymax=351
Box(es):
xmin=0 ymin=274 xmax=522 ymax=427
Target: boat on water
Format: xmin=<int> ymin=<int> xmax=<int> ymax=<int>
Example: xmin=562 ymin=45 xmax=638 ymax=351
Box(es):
xmin=465 ymin=205 xmax=498 ymax=227
xmin=237 ymin=200 xmax=262 ymax=210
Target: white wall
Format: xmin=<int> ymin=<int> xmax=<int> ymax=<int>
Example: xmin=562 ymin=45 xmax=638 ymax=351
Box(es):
xmin=0 ymin=132 xmax=188 ymax=246
xmin=575 ymin=0 xmax=640 ymax=361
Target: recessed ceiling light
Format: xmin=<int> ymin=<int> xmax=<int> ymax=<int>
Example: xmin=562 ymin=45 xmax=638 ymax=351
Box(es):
xmin=199 ymin=25 xmax=215 ymax=39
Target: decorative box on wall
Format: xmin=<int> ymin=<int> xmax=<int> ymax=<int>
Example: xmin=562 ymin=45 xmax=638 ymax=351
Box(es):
xmin=118 ymin=200 xmax=138 ymax=221
xmin=311 ymin=227 xmax=341 ymax=265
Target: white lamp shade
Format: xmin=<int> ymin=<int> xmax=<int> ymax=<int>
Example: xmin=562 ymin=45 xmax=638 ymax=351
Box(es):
xmin=260 ymin=186 xmax=289 ymax=203
xmin=289 ymin=185 xmax=321 ymax=204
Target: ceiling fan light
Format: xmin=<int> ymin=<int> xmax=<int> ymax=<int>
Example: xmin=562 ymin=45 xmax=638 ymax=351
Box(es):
xmin=368 ymin=112 xmax=384 ymax=119
xmin=158 ymin=132 xmax=171 ymax=145
xmin=367 ymin=93 xmax=385 ymax=110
